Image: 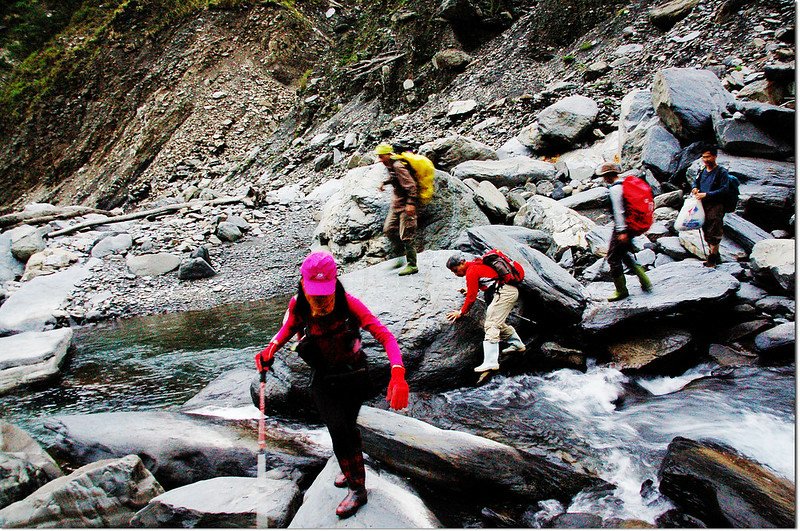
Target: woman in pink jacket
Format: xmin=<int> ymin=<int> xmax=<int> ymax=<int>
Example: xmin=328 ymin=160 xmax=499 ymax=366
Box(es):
xmin=255 ymin=251 xmax=409 ymax=518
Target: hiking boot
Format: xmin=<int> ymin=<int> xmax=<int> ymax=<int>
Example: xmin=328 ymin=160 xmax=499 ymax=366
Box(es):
xmin=398 ymin=265 xmax=419 ymax=275
xmin=703 ymin=252 xmax=721 ymax=267
xmin=398 ymin=245 xmax=418 ymax=275
xmin=607 ymin=275 xmax=629 ymax=302
xmin=334 ymin=473 xmax=347 ymax=488
xmin=336 ymin=488 xmax=368 ymax=519
xmin=501 ymin=330 xmax=526 ymax=354
xmin=632 ymin=264 xmax=652 ymax=292
xmin=474 ymin=341 xmax=500 ymax=372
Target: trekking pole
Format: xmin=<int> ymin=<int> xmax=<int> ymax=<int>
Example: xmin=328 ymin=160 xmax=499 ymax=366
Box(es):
xmin=698 ymin=229 xmax=708 ymax=259
xmin=256 ymin=370 xmax=268 ymax=528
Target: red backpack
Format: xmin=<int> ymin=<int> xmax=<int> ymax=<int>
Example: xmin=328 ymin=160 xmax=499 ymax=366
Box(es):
xmin=621 ymin=174 xmax=654 ymax=236
xmin=481 ymin=249 xmax=525 ymax=286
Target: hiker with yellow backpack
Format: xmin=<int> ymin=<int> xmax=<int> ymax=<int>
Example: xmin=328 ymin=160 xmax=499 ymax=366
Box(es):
xmin=375 ymin=143 xmax=435 ymax=276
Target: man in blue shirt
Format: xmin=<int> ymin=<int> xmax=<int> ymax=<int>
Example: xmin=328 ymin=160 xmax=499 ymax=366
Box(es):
xmin=691 ymin=145 xmax=730 ymax=267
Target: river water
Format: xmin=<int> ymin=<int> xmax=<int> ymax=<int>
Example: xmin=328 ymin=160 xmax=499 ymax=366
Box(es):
xmin=0 ymin=299 xmax=794 ymax=525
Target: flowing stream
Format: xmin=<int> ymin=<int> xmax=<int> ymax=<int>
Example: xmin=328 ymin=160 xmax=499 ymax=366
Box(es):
xmin=0 ymin=299 xmax=794 ymax=525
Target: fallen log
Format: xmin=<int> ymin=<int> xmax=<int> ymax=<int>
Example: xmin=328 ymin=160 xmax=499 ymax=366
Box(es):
xmin=45 ymin=196 xmax=247 ymax=239
xmin=0 ymin=207 xmax=113 ymax=230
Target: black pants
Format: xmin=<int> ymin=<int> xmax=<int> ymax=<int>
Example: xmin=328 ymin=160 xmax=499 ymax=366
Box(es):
xmin=310 ymin=365 xmax=369 ymax=491
xmin=607 ymin=231 xmax=639 ymax=277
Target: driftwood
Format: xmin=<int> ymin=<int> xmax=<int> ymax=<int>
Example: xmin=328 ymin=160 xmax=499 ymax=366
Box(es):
xmin=0 ymin=207 xmax=113 ymax=230
xmin=45 ymin=195 xmax=247 ymax=239
xmin=346 ymin=52 xmax=406 ymax=82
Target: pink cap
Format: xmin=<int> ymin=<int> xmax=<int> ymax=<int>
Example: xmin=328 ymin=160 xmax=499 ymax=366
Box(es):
xmin=300 ymin=251 xmax=338 ymax=296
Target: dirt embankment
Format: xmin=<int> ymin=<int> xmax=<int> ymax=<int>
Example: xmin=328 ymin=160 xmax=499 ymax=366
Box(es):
xmin=0 ymin=2 xmax=325 ymax=214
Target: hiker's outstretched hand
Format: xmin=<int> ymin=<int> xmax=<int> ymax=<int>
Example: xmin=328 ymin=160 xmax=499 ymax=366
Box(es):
xmin=386 ymin=366 xmax=409 ymax=410
xmin=446 ymin=310 xmax=462 ymax=322
xmin=255 ymin=342 xmax=277 ymax=372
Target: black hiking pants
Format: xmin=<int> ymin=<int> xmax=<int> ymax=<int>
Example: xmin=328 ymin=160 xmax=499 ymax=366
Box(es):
xmin=310 ymin=362 xmax=369 ymax=491
xmin=608 ymin=231 xmax=639 ymax=277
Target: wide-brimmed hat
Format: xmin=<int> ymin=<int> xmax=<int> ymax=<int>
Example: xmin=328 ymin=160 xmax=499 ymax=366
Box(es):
xmin=300 ymin=251 xmax=337 ymax=296
xmin=595 ymin=162 xmax=622 ymax=176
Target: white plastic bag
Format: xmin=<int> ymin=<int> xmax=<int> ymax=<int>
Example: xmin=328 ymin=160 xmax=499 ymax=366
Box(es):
xmin=674 ymin=196 xmax=705 ymax=231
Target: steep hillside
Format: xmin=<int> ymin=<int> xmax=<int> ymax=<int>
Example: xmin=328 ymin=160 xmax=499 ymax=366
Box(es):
xmin=0 ymin=0 xmax=795 ymax=214
xmin=0 ymin=0 xmax=328 ymax=212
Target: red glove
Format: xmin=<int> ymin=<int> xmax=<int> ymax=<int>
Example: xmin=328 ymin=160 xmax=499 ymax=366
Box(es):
xmin=255 ymin=342 xmax=278 ymax=373
xmin=386 ymin=366 xmax=409 ymax=410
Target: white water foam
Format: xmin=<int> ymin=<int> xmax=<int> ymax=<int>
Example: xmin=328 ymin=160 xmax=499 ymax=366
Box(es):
xmin=635 ymin=363 xmax=717 ymax=396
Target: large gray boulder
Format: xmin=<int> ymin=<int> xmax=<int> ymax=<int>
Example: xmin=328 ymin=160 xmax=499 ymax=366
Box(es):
xmin=418 ymin=135 xmax=498 ymax=171
xmin=455 ymin=226 xmax=587 ymax=322
xmin=0 ymin=423 xmax=62 ymax=480
xmin=557 ymin=187 xmax=609 ymax=210
xmin=648 ymin=0 xmax=699 ymax=30
xmin=181 ymin=368 xmax=254 ymax=413
xmin=90 ymin=233 xmax=132 ymax=258
xmin=513 ymin=196 xmax=596 ymax=254
xmin=453 ymin=225 xmax=553 ymax=255
xmin=0 ymin=454 xmax=51 ymax=510
xmin=641 ymin=123 xmax=681 ymax=180
xmin=9 ymin=230 xmax=46 ymax=264
xmin=754 ymin=322 xmax=794 ymax=356
xmin=0 ymin=329 xmax=72 ymax=394
xmin=313 ymin=164 xmax=489 ymax=264
xmin=749 ymin=238 xmax=794 ymax=293
xmin=126 ymin=253 xmax=181 ymax=277
xmin=44 ymin=411 xmax=326 ymax=490
xmin=658 ymin=437 xmax=794 ymax=528
xmin=0 ymin=455 xmax=163 ymax=528
xmin=712 ymin=112 xmax=793 ymax=159
xmin=722 ymin=213 xmax=771 ymax=253
xmin=0 ymin=233 xmax=25 ymax=282
xmin=556 ymin=132 xmax=619 ymax=183
xmin=131 ymin=476 xmax=301 ymax=528
xmin=0 ymin=263 xmax=90 ymax=334
xmin=619 ymin=90 xmax=657 ymax=169
xmin=289 ymin=456 xmax=440 ymax=528
xmin=652 ymin=68 xmax=733 ymax=140
xmin=607 ymin=327 xmax=693 ymax=372
xmin=21 ymin=248 xmax=80 ymax=282
xmin=517 ymin=95 xmax=599 ymax=152
xmin=582 ymin=260 xmax=740 ymax=332
xmin=359 ymin=407 xmax=607 ymax=502
xmin=727 ymin=100 xmax=794 ymax=143
xmin=737 ymin=183 xmax=795 ymax=227
xmin=463 ymin=179 xmax=511 ymax=221
xmin=451 ymin=157 xmax=556 ymax=187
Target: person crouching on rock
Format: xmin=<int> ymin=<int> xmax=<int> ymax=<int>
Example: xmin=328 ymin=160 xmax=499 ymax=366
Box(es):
xmin=445 ymin=252 xmax=526 ymax=373
xmin=254 ymin=251 xmax=409 ymax=519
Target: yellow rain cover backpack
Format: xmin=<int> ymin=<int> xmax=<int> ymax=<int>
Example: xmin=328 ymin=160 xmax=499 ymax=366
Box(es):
xmin=393 ymin=151 xmax=435 ymax=205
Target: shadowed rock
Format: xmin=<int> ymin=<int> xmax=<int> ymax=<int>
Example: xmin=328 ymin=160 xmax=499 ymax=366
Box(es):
xmin=607 ymin=327 xmax=693 ymax=372
xmin=658 ymin=437 xmax=794 ymax=528
xmin=43 ymin=411 xmax=326 ymax=490
xmin=358 ymin=407 xmax=609 ymax=502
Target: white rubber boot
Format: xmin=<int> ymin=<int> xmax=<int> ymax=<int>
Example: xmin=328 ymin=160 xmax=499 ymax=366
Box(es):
xmin=474 ymin=341 xmax=500 ymax=372
xmin=502 ymin=331 xmax=526 ymax=354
